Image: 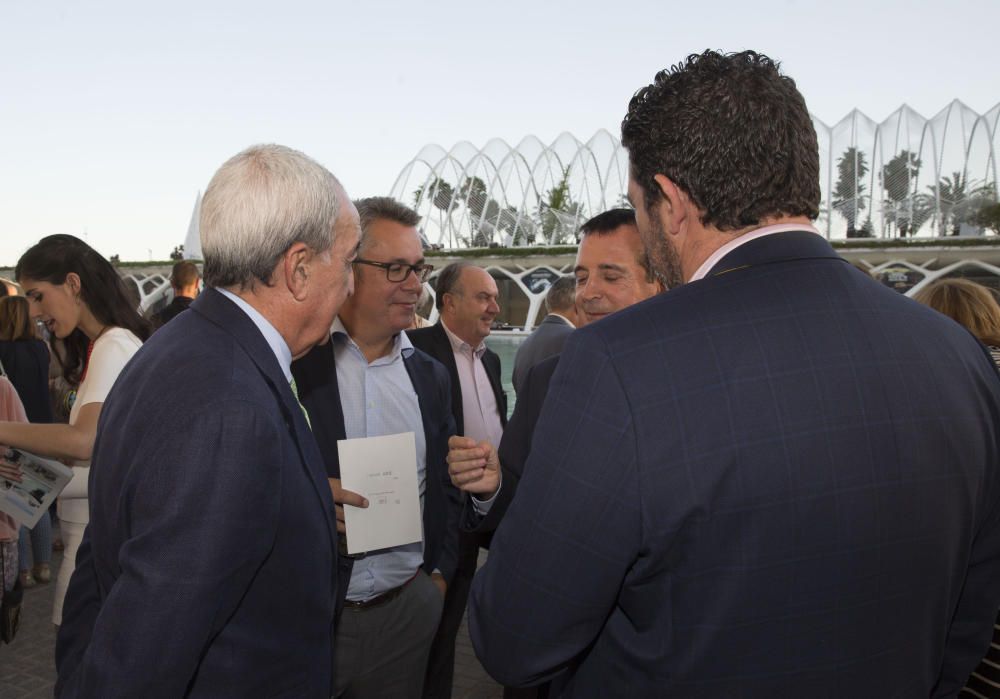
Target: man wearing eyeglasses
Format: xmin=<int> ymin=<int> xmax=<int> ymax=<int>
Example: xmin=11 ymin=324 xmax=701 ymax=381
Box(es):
xmin=291 ymin=197 xmax=462 ymax=698
xmin=407 ymin=261 xmax=507 ymax=699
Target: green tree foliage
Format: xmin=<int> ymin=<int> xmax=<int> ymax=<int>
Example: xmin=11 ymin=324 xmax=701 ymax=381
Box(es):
xmin=929 ymin=172 xmax=997 ymax=235
xmin=882 ymin=151 xmax=921 ymax=203
xmin=833 ymin=147 xmax=869 ymax=236
xmin=972 ymin=202 xmax=1000 ymax=235
xmin=539 ymin=167 xmax=585 ymax=244
xmin=880 ymin=150 xmax=925 ymax=237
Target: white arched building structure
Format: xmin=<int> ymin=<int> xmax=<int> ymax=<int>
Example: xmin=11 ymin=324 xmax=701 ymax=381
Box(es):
xmin=391 ymin=101 xmax=999 ymax=247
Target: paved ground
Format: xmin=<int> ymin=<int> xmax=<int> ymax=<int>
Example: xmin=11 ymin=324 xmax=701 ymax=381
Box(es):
xmin=0 ymin=544 xmax=502 ymax=699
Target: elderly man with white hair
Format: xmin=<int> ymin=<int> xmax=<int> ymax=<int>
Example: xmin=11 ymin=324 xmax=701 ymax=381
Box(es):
xmin=55 ymin=144 xmax=360 ymax=698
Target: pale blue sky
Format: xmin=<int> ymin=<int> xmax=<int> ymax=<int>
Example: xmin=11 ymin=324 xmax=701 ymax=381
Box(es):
xmin=2 ymin=0 xmax=997 ymax=265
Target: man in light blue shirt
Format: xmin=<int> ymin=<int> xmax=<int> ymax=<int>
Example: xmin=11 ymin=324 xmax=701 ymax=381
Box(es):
xmin=292 ymin=196 xmax=461 ymax=699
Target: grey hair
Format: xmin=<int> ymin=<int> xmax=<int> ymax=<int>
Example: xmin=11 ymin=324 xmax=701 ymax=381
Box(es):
xmin=544 ymin=276 xmax=577 ymax=313
xmin=200 ymin=144 xmax=342 ymax=289
xmin=354 ymin=197 xmax=421 ymax=254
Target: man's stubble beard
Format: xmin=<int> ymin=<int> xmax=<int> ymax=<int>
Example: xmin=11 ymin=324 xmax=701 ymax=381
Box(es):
xmin=644 ymin=214 xmax=684 ymax=290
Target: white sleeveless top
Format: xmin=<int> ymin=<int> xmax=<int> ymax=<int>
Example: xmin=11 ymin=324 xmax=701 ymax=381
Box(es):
xmin=60 ymin=327 xmax=142 ymax=524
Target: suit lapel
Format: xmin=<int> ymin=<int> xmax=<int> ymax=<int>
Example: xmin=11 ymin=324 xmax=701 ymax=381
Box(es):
xmin=191 ymin=289 xmax=337 ymax=546
xmin=482 ymin=350 xmax=507 ymax=427
xmin=291 ymin=339 xmax=347 ymax=479
xmin=429 ymin=323 xmax=464 ymax=435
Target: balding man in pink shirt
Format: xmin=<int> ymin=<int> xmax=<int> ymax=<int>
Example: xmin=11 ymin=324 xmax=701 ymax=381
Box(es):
xmin=408 ymin=261 xmax=507 ymax=699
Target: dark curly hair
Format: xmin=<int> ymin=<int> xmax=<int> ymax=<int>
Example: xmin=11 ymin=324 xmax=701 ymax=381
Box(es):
xmin=15 ymin=234 xmax=150 ymax=384
xmin=621 ymin=50 xmax=820 ymax=230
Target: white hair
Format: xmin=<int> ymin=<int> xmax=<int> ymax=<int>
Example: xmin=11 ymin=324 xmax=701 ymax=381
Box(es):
xmin=200 ymin=144 xmax=342 ymax=289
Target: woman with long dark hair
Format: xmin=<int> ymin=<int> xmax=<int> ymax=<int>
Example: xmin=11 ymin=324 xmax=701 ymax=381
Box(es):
xmin=0 ymin=295 xmax=55 ymax=588
xmin=0 ymin=234 xmax=149 ymax=624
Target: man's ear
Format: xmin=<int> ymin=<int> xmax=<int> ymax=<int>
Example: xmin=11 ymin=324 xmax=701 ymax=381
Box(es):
xmin=282 ymin=242 xmax=311 ymax=301
xmin=653 ymin=174 xmax=690 ymax=232
xmin=441 ymin=292 xmax=454 ymax=315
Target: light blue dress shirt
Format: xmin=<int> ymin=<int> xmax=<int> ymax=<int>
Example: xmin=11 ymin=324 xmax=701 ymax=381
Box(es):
xmin=331 ymin=317 xmax=428 ymax=602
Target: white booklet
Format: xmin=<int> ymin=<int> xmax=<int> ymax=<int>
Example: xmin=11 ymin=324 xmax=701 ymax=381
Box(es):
xmin=337 ymin=432 xmax=422 ymax=555
xmin=0 ymin=448 xmax=74 ymax=528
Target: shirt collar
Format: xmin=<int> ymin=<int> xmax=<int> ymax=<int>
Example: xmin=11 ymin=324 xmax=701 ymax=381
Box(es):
xmin=440 ymin=319 xmax=486 ymax=358
xmin=217 ymin=287 xmax=293 ymax=382
xmin=332 ymin=316 xmax=414 ymax=361
xmin=549 ymin=312 xmax=576 ymax=329
xmin=689 ymin=223 xmax=823 ymax=283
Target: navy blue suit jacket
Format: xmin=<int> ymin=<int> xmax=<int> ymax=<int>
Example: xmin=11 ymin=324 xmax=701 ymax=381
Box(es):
xmin=465 ymin=353 xmax=557 ymax=535
xmin=55 ymin=289 xmax=339 ymax=698
xmin=469 ymin=231 xmax=1000 ymax=696
xmin=290 ymin=333 xmax=462 ymax=609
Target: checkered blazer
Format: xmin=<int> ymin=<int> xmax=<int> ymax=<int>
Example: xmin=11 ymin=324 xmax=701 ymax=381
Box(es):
xmin=469 ymin=231 xmax=1000 ymax=697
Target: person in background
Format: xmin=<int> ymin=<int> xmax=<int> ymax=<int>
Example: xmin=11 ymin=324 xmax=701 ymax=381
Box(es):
xmin=511 ymin=276 xmax=578 ymax=395
xmin=151 ymin=260 xmax=201 ymax=329
xmin=408 ymin=261 xmax=506 ymax=699
xmin=450 ymin=209 xmax=665 ymax=536
xmin=0 ymin=234 xmax=149 ymax=626
xmin=409 ymin=285 xmax=434 ymax=330
xmin=914 ymin=277 xmax=1000 ymax=698
xmin=0 ymin=376 xmax=27 ymax=620
xmin=0 ymin=296 xmax=55 ymax=588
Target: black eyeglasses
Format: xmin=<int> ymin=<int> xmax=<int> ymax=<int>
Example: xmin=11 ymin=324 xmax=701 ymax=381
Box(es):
xmin=353 ymin=258 xmax=434 ymax=283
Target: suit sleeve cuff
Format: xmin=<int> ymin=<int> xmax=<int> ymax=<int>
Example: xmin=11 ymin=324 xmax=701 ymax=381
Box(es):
xmin=470 ymin=472 xmax=502 ymax=515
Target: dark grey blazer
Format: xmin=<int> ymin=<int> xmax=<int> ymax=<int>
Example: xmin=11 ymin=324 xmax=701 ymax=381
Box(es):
xmin=511 ymin=314 xmax=574 ymax=395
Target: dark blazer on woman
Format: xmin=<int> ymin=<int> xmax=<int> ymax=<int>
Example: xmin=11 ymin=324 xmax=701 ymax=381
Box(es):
xmin=0 ymin=339 xmax=53 ymax=423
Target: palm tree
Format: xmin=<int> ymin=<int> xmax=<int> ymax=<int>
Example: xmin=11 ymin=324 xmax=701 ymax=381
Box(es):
xmin=833 ymin=147 xmax=869 ymax=236
xmin=929 ymin=172 xmax=997 ymax=235
xmin=413 ymin=176 xmax=459 ymax=247
xmin=880 ymin=150 xmax=921 ymax=237
xmin=539 ymin=167 xmax=586 ymax=244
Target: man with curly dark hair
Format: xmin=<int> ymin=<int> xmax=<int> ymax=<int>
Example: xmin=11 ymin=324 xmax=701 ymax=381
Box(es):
xmin=465 ymin=50 xmax=1000 ymax=697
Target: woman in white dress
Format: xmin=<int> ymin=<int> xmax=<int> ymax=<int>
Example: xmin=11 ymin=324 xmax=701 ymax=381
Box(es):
xmin=0 ymin=234 xmax=149 ymax=625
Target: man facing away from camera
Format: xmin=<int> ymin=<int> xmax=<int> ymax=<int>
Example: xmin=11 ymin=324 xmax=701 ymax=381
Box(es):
xmin=511 ymin=275 xmax=579 ymax=396
xmin=465 ymin=51 xmax=1000 ymax=697
xmin=151 ymin=260 xmax=201 ymax=329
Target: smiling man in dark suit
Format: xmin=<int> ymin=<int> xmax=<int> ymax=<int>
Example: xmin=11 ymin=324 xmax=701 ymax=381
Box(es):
xmin=407 ymin=261 xmax=506 ymax=699
xmin=55 ymin=144 xmax=359 ymax=697
xmin=292 ymin=197 xmax=462 ymax=698
xmin=465 ymin=50 xmax=1000 ymax=697
xmin=449 ymin=210 xmax=664 ymax=538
